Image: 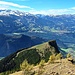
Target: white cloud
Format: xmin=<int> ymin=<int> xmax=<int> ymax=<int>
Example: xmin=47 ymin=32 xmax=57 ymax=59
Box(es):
xmin=0 ymin=1 xmax=75 ymax=15
xmin=29 ymin=8 xmax=75 ymax=15
xmin=71 ymin=7 xmax=75 ymax=10
xmin=13 ymin=0 xmax=29 ymax=1
xmin=0 ymin=5 xmax=9 ymax=10
xmin=20 ymin=0 xmax=30 ymax=1
xmin=0 ymin=1 xmax=33 ymax=9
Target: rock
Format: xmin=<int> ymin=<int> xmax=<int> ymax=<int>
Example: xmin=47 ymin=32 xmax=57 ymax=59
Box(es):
xmin=67 ymin=58 xmax=73 ymax=63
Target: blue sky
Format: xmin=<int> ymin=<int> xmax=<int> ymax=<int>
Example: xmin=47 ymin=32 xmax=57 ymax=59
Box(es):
xmin=0 ymin=0 xmax=75 ymax=15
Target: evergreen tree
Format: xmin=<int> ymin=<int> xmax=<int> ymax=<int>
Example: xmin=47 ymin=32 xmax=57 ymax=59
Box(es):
xmin=20 ymin=59 xmax=33 ymax=75
xmin=67 ymin=53 xmax=71 ymax=58
xmin=39 ymin=59 xmax=45 ymax=69
xmin=48 ymin=54 xmax=56 ymax=63
xmin=56 ymin=53 xmax=62 ymax=60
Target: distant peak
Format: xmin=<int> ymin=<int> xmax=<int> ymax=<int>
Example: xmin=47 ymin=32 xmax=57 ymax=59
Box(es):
xmin=0 ymin=10 xmax=32 ymax=16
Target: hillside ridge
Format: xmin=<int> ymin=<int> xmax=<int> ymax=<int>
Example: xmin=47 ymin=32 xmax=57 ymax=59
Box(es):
xmin=0 ymin=40 xmax=59 ymax=73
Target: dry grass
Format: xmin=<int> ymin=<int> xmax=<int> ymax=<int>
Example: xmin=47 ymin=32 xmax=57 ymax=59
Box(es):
xmin=9 ymin=71 xmax=23 ymax=75
xmin=43 ymin=59 xmax=75 ymax=75
xmin=10 ymin=59 xmax=75 ymax=75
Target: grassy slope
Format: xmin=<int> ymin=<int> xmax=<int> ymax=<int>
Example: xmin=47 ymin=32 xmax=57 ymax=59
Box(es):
xmin=10 ymin=59 xmax=75 ymax=75
xmin=0 ymin=40 xmax=59 ymax=73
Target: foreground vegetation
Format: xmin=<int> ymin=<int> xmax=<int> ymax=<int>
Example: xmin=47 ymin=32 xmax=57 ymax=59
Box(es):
xmin=0 ymin=53 xmax=74 ymax=75
xmin=0 ymin=40 xmax=60 ymax=75
xmin=0 ymin=41 xmax=74 ymax=75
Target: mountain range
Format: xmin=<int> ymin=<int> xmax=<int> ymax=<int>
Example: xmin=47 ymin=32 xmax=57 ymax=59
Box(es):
xmin=0 ymin=34 xmax=45 ymax=57
xmin=0 ymin=10 xmax=75 ymax=33
xmin=0 ymin=10 xmax=75 ymax=56
xmin=0 ymin=10 xmax=75 ymax=75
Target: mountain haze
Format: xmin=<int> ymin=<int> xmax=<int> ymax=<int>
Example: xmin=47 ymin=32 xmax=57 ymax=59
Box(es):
xmin=0 ymin=10 xmax=75 ymax=56
xmin=0 ymin=34 xmax=45 ymax=57
xmin=0 ymin=10 xmax=75 ymax=33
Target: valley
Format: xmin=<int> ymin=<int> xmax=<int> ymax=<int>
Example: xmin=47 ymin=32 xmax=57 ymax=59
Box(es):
xmin=0 ymin=34 xmax=45 ymax=57
xmin=24 ymin=31 xmax=75 ymax=56
xmin=0 ymin=9 xmax=75 ymax=75
xmin=0 ymin=10 xmax=75 ymax=57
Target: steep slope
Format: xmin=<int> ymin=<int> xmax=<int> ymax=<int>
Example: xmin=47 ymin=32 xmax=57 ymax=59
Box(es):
xmin=0 ymin=40 xmax=59 ymax=73
xmin=42 ymin=59 xmax=75 ymax=75
xmin=0 ymin=34 xmax=45 ymax=57
xmin=10 ymin=59 xmax=75 ymax=75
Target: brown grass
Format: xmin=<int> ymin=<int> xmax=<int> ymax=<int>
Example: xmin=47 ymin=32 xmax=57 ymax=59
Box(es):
xmin=10 ymin=59 xmax=75 ymax=75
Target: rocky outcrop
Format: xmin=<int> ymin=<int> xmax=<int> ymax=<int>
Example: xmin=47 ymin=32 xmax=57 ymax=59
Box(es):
xmin=48 ymin=40 xmax=60 ymax=53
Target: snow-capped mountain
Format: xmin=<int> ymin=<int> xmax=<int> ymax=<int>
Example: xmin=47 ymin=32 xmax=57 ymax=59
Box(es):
xmin=0 ymin=10 xmax=75 ymax=34
xmin=0 ymin=10 xmax=31 ymax=16
xmin=0 ymin=10 xmax=75 ymax=57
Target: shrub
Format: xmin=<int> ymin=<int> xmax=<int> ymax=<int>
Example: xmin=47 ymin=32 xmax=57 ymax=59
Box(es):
xmin=67 ymin=53 xmax=71 ymax=58
xmin=67 ymin=53 xmax=74 ymax=63
xmin=56 ymin=53 xmax=62 ymax=60
xmin=20 ymin=59 xmax=33 ymax=75
xmin=48 ymin=54 xmax=56 ymax=63
xmin=39 ymin=59 xmax=45 ymax=69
